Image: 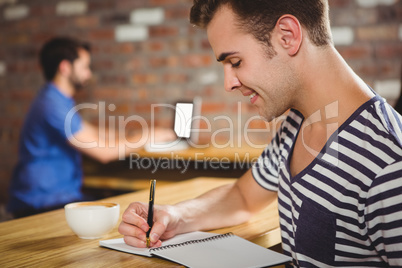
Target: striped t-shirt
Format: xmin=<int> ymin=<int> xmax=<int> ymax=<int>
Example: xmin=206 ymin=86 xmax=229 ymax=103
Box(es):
xmin=252 ymin=95 xmax=402 ymax=267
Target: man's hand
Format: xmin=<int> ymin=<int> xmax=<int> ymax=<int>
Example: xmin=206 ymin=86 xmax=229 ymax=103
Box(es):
xmin=118 ymin=202 xmax=179 ymax=248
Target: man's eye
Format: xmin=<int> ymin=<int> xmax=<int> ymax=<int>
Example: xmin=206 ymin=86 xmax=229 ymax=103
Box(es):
xmin=231 ymin=60 xmax=241 ymax=68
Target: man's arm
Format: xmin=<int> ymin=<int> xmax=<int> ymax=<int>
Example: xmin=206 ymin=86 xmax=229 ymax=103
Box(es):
xmin=68 ymin=121 xmax=175 ymax=163
xmin=118 ymin=168 xmax=278 ymax=248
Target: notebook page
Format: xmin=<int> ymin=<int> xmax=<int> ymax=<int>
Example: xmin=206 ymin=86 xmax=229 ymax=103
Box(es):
xmin=99 ymin=231 xmax=217 ymax=257
xmin=150 ymin=233 xmax=291 ymax=268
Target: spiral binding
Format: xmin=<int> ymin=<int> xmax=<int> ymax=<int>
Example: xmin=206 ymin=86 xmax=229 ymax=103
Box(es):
xmin=149 ymin=232 xmax=234 ymax=252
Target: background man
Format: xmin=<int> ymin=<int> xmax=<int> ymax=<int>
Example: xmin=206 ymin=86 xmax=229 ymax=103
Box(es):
xmin=7 ymin=37 xmax=175 ymax=218
xmin=118 ymin=0 xmax=402 ymax=267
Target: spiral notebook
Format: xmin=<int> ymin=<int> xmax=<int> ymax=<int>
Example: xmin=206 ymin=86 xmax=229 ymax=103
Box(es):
xmin=100 ymin=231 xmax=291 ymax=268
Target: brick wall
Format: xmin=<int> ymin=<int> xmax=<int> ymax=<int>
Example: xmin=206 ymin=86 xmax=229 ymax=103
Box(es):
xmin=0 ymin=0 xmax=401 ymax=204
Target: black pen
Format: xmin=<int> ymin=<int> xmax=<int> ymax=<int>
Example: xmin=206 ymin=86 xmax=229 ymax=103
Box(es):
xmin=146 ymin=179 xmax=156 ymax=248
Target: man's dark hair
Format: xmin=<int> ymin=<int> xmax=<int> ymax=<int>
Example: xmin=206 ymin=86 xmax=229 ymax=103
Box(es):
xmin=39 ymin=37 xmax=90 ymax=81
xmin=190 ymin=0 xmax=332 ymax=56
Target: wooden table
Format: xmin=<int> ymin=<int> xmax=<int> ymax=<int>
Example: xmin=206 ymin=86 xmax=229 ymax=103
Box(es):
xmin=0 ymin=177 xmax=280 ymax=267
xmin=137 ymin=144 xmax=265 ymax=162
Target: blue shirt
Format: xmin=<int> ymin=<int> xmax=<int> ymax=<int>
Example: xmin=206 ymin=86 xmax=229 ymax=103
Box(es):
xmin=8 ymin=83 xmax=84 ymax=213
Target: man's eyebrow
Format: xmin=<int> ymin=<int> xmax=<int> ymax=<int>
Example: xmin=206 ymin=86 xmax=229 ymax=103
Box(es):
xmin=217 ymin=52 xmax=238 ymax=62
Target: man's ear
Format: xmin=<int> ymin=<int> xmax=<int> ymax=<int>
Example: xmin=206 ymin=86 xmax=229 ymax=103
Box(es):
xmin=275 ymin=15 xmax=302 ymax=56
xmin=58 ymin=59 xmax=72 ymax=77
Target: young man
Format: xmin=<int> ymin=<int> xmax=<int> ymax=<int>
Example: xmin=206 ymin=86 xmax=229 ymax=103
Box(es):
xmin=118 ymin=1 xmax=402 ymax=266
xmin=7 ymin=37 xmax=175 ymax=218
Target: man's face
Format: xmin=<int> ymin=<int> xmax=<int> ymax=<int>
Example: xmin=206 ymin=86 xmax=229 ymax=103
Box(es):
xmin=69 ymin=48 xmax=92 ymax=90
xmin=206 ymin=5 xmax=298 ymax=121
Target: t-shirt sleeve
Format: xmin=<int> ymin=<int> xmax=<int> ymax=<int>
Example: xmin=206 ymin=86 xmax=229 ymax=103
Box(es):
xmin=366 ymin=159 xmax=402 ymax=266
xmin=45 ymin=100 xmax=82 ymax=140
xmin=251 ymin=128 xmax=283 ymax=192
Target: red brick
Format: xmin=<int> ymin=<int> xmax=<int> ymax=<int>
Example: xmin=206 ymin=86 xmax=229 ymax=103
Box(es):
xmin=10 ymin=90 xmax=35 ymax=101
xmin=32 ymin=33 xmax=56 ymax=44
xmin=124 ymin=58 xmax=144 ymax=71
xmin=30 ymin=5 xmax=55 ymax=17
xmin=202 ymin=102 xmax=226 ymax=113
xmin=101 ymin=43 xmax=135 ymax=55
xmin=353 ymin=60 xmax=401 ymax=79
xmin=182 ymin=54 xmax=213 ymax=67
xmin=135 ymin=88 xmax=149 ymax=100
xmin=5 ymin=34 xmax=29 ymax=45
xmin=355 ymin=61 xmax=378 ymax=77
xmin=5 ymin=103 xmax=22 ymax=117
xmin=166 ymin=56 xmax=180 ymax=67
xmin=0 ymin=90 xmax=7 ymax=100
xmin=149 ymin=57 xmax=167 ymax=68
xmin=119 ymin=89 xmax=135 ymax=100
xmin=150 ymin=0 xmax=180 ymax=5
xmin=102 ymin=13 xmax=130 ymax=25
xmin=99 ymin=75 xmax=128 ymax=85
xmin=152 ymin=88 xmax=168 ymax=99
xmin=357 ymin=25 xmax=398 ymax=41
xmin=115 ymin=0 xmax=148 ymax=10
xmin=377 ymin=5 xmax=398 ymax=23
xmin=165 ymin=7 xmax=190 ymax=19
xmin=74 ymin=90 xmax=91 ymax=103
xmin=169 ymin=39 xmax=194 ymax=52
xmin=42 ymin=17 xmax=70 ymax=30
xmin=201 ymin=86 xmax=216 ymax=98
xmin=149 ymin=26 xmax=179 ymax=38
xmin=145 ymin=41 xmax=165 ymax=52
xmin=88 ymin=1 xmax=115 ymax=11
xmin=337 ymin=44 xmax=372 ymax=60
xmin=328 ymin=0 xmax=351 ymax=8
xmin=11 ymin=18 xmax=41 ymax=32
xmin=132 ymin=73 xmax=159 ymax=85
xmin=9 ymin=47 xmax=38 ymax=60
xmin=108 ymin=103 xmax=131 ymax=116
xmin=74 ymin=16 xmax=99 ymax=28
xmin=92 ymin=88 xmax=120 ymax=100
xmin=163 ymin=73 xmax=188 ymax=83
xmin=133 ymin=103 xmax=153 ymax=113
xmin=89 ymin=29 xmax=115 ymax=41
xmin=7 ymin=61 xmax=37 ymax=73
xmin=377 ymin=61 xmax=401 ymax=78
xmin=149 ymin=56 xmax=179 ymax=68
xmin=119 ymin=43 xmax=135 ymax=54
xmin=92 ymin=60 xmax=114 ymax=71
xmin=375 ymin=43 xmax=402 ymax=58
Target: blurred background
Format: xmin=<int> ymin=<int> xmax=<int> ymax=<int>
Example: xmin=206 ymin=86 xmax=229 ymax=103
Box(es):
xmin=0 ymin=0 xmax=401 ymax=206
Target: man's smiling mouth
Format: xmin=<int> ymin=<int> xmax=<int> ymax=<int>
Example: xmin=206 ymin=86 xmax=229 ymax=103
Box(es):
xmin=249 ymin=91 xmax=258 ymax=104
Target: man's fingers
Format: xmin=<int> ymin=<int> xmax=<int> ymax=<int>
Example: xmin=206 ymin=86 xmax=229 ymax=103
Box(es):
xmin=123 ymin=235 xmax=147 ymax=248
xmin=118 ymin=222 xmax=147 ymax=241
xmin=149 ymin=221 xmax=167 ymax=243
xmin=121 ymin=207 xmax=149 ymax=233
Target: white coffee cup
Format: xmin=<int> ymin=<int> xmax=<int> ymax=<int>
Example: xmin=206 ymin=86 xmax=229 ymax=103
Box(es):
xmin=65 ymin=202 xmax=120 ymax=239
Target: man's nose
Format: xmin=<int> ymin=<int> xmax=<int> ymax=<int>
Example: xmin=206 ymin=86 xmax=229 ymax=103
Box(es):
xmin=224 ymin=68 xmax=241 ymax=92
